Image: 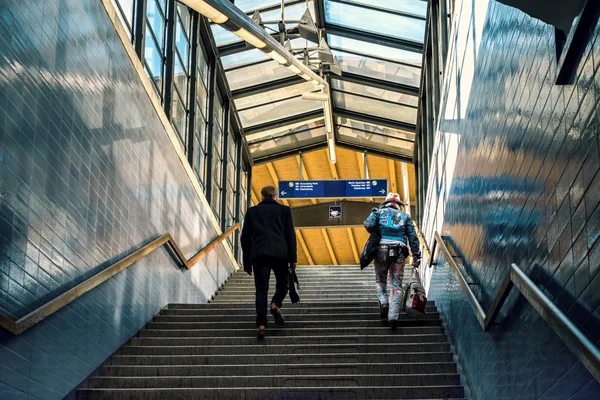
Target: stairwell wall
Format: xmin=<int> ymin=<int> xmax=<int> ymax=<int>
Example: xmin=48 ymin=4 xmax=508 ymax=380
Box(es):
xmin=0 ymin=0 xmax=237 ymax=398
xmin=423 ymin=0 xmax=600 ymax=398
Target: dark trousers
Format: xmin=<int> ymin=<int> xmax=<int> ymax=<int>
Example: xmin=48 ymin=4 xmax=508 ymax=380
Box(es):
xmin=253 ymin=256 xmax=289 ymax=327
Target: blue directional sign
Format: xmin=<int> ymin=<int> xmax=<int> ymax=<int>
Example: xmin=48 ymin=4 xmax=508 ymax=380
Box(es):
xmin=278 ymin=179 xmax=388 ymax=199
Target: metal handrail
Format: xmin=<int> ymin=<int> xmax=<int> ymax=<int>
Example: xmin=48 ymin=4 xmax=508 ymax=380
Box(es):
xmin=0 ymin=224 xmax=240 ymax=335
xmin=426 ymin=231 xmax=600 ymax=383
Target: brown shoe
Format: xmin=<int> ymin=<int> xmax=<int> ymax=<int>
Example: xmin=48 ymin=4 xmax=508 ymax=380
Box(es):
xmin=270 ymin=303 xmax=285 ymax=326
xmin=256 ymin=325 xmax=266 ymax=339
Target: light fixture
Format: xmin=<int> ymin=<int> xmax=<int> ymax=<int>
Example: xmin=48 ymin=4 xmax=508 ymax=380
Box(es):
xmin=323 ymin=99 xmax=333 ymax=134
xmin=180 ymin=0 xmax=228 ymax=24
xmin=288 ymin=64 xmax=302 ymax=74
xmin=233 ymin=28 xmax=266 ymax=48
xmin=267 ymin=50 xmax=288 ymax=65
xmin=327 ymin=134 xmax=337 ymax=164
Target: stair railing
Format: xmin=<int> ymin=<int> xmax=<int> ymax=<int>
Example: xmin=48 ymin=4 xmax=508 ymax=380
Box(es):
xmin=0 ymin=224 xmax=240 ymax=335
xmin=425 ymin=231 xmax=600 ymax=383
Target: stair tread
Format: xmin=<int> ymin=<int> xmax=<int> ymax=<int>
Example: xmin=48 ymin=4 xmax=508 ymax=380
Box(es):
xmin=80 ymin=264 xmax=462 ymax=400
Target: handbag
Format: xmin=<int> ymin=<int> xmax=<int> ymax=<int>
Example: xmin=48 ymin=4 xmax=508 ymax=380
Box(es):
xmin=360 ymin=229 xmax=381 ymax=269
xmin=288 ymin=267 xmax=300 ymax=303
xmin=404 ymin=269 xmax=427 ymax=314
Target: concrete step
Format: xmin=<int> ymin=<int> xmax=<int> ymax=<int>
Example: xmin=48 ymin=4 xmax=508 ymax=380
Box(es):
xmin=110 ymin=352 xmax=456 ymax=365
xmin=217 ymin=287 xmax=377 ymax=294
xmin=137 ymin=326 xmax=445 ymax=337
xmin=130 ymin=334 xmax=448 ymax=346
xmin=168 ymin=300 xmax=436 ymax=309
xmin=88 ymin=373 xmax=462 ymax=388
xmin=119 ymin=342 xmax=451 ymax=356
xmin=145 ymin=319 xmax=442 ymax=330
xmin=78 ymin=385 xmax=465 ymax=399
xmin=159 ymin=306 xmax=438 ymax=315
xmin=100 ymin=362 xmax=458 ymax=377
xmin=152 ymin=313 xmax=441 ymax=323
xmin=212 ymin=295 xmax=381 ymax=302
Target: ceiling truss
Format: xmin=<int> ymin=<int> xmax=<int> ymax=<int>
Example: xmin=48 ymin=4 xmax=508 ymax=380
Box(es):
xmin=220 ymin=0 xmax=425 ymax=163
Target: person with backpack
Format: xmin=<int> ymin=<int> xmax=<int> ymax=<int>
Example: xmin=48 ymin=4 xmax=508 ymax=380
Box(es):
xmin=363 ymin=193 xmax=421 ymax=330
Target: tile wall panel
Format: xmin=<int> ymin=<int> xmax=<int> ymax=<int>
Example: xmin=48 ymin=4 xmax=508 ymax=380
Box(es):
xmin=423 ymin=0 xmax=600 ymax=398
xmin=0 ymin=0 xmax=236 ymax=398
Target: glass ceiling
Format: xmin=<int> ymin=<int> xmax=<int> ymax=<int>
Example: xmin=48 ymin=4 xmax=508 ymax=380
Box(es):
xmin=214 ymin=0 xmax=426 ymax=161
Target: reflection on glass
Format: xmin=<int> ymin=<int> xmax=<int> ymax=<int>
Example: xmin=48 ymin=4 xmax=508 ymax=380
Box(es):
xmin=337 ymin=117 xmax=415 ymax=141
xmin=212 ymin=2 xmax=315 ymax=46
xmin=347 ymin=0 xmax=427 ymax=17
xmin=233 ymin=0 xmax=299 ymax=13
xmin=331 ymin=80 xmax=418 ymax=107
xmin=333 ymin=50 xmax=421 ymax=88
xmin=332 ymin=91 xmax=417 ymax=124
xmin=235 ymin=82 xmax=315 ymax=110
xmin=226 ymin=60 xmax=295 ymax=91
xmin=246 ymin=117 xmax=325 ymax=143
xmin=112 ymin=0 xmax=135 ymax=35
xmin=221 ymin=49 xmax=270 ymax=70
xmin=324 ymin=0 xmax=425 ymax=43
xmin=327 ymin=34 xmax=422 ymax=66
xmin=239 ymin=96 xmax=322 ymax=128
xmin=144 ymin=25 xmax=163 ymax=94
xmin=249 ymin=127 xmax=327 ymax=159
xmin=337 ymin=126 xmax=413 ymax=154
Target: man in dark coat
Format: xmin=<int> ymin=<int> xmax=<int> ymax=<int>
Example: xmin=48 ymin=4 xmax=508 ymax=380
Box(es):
xmin=241 ymin=185 xmax=297 ymax=339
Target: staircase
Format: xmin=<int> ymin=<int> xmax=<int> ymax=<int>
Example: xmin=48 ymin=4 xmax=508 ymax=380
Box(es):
xmin=78 ymin=265 xmax=465 ymax=399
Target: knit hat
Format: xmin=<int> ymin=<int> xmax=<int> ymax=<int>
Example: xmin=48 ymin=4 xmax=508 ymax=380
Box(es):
xmin=380 ymin=192 xmax=404 ymax=210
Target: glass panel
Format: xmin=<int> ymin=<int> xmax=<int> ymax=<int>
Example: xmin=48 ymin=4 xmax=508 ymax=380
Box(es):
xmin=327 ymin=34 xmax=422 ymax=66
xmin=211 ymin=182 xmax=221 ymax=218
xmin=221 ymin=49 xmax=270 ymax=70
xmin=212 ymin=2 xmax=315 ymax=46
xmin=249 ymin=127 xmax=327 ymax=158
xmin=173 ymin=56 xmax=188 ymax=102
xmin=324 ymin=0 xmax=425 ymax=43
xmin=235 ymin=82 xmax=315 ymax=110
xmin=333 ymin=91 xmax=417 ymax=124
xmin=246 ymin=117 xmax=324 ymax=143
xmin=337 ymin=126 xmax=414 ymax=154
xmin=333 ymin=49 xmax=421 ymax=88
xmin=171 ymin=90 xmax=187 ymax=143
xmin=196 ymin=79 xmax=208 ymax=119
xmin=146 ymin=0 xmax=165 ymax=42
xmin=175 ymin=4 xmax=191 ymax=68
xmin=197 ymin=43 xmax=209 ymax=85
xmin=233 ymin=0 xmax=299 ymax=13
xmin=144 ymin=26 xmax=163 ymax=94
xmin=337 ymin=117 xmax=415 ymax=141
xmin=348 ymin=0 xmax=427 ymax=17
xmin=112 ymin=0 xmax=135 ymax=34
xmin=331 ymin=79 xmax=418 ymax=107
xmin=193 ymin=114 xmax=207 ymax=186
xmin=226 ymin=60 xmax=295 ymax=91
xmin=240 ymin=97 xmax=322 ymax=128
